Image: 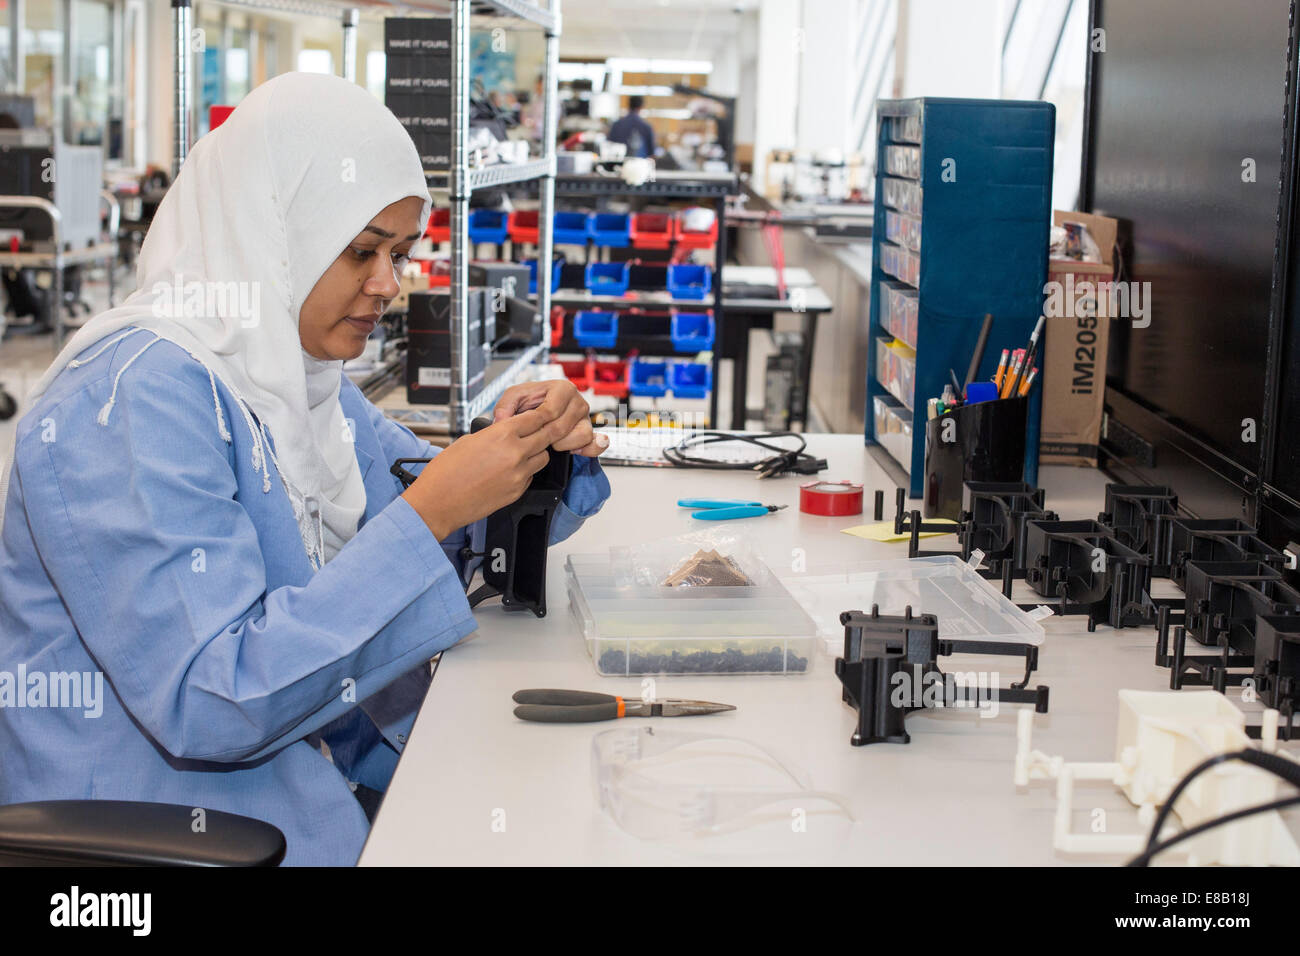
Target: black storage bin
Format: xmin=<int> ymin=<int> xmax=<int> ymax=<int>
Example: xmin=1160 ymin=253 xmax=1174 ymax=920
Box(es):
xmin=922 ymin=397 xmax=1028 ymax=521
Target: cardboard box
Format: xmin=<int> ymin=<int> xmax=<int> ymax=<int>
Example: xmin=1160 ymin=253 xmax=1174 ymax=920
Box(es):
xmin=391 ymin=271 xmax=429 ymax=314
xmin=1040 ymin=210 xmax=1119 ymax=466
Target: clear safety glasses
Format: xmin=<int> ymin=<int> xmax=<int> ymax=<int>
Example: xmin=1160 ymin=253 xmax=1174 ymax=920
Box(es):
xmin=591 ymin=725 xmax=855 ymax=844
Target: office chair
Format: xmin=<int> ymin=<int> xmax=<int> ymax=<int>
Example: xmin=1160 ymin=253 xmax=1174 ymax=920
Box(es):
xmin=0 ymin=800 xmax=286 ymax=866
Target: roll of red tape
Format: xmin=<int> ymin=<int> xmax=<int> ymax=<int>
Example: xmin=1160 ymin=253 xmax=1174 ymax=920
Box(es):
xmin=799 ymin=480 xmax=864 ymax=516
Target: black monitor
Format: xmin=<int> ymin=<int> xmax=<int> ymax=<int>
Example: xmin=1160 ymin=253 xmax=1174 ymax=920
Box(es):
xmin=1083 ymin=0 xmax=1291 ymax=523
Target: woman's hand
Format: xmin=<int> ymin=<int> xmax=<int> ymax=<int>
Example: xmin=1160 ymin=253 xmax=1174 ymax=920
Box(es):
xmin=402 ymin=409 xmax=566 ymax=540
xmin=493 ymin=380 xmax=609 ymax=458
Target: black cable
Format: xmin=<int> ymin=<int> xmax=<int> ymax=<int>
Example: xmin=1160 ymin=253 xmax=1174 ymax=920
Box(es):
xmin=662 ymin=431 xmax=826 ymax=478
xmin=1127 ymin=794 xmax=1300 ymax=867
xmin=1127 ymin=747 xmax=1300 ymax=866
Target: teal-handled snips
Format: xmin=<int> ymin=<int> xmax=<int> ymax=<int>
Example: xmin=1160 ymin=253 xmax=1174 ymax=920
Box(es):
xmin=677 ymin=498 xmax=788 ymax=520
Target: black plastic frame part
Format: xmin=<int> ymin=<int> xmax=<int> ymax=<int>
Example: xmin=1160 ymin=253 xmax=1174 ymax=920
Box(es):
xmin=1098 ymin=484 xmax=1179 ymax=567
xmin=1181 ymin=560 xmax=1298 ymax=652
xmin=1255 ymin=615 xmax=1300 ymax=734
xmin=834 ymin=605 xmax=1048 ymax=747
xmin=1166 ymin=517 xmax=1285 ymax=587
xmin=390 ymin=419 xmax=572 ymax=618
xmin=1020 ymin=519 xmax=1157 ymax=630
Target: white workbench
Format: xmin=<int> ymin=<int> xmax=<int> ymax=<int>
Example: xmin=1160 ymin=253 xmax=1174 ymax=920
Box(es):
xmin=358 ymin=434 xmax=1292 ymax=866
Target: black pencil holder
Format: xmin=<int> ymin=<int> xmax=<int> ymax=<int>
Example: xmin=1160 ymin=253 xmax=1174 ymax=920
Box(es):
xmin=923 ymin=396 xmax=1029 ymax=521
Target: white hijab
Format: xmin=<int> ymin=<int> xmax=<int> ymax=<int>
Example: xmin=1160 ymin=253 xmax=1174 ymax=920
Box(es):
xmin=15 ymin=72 xmax=430 ymax=569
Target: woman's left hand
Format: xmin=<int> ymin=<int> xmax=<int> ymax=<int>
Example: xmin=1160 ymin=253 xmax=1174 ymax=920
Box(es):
xmin=493 ymin=380 xmax=609 ymax=457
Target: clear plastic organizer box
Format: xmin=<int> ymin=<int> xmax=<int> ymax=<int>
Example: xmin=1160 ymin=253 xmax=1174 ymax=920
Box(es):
xmin=566 ymin=553 xmax=819 ymax=676
xmin=879 ymin=241 xmax=920 ymax=287
xmin=779 ymin=555 xmax=1046 ymax=654
xmin=881 ymin=176 xmax=923 ymax=216
xmin=885 ymin=209 xmax=922 ymax=253
xmin=880 ymin=280 xmax=918 ymax=348
xmin=883 ymin=145 xmax=921 ymax=179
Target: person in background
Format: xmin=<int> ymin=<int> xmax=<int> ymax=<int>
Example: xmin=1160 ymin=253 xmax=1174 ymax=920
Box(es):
xmin=607 ymin=95 xmax=656 ymax=159
xmin=521 ymin=74 xmax=546 ymax=141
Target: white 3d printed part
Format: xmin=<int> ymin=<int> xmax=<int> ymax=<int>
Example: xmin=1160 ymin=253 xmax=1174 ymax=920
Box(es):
xmin=1014 ymin=689 xmax=1299 ymax=866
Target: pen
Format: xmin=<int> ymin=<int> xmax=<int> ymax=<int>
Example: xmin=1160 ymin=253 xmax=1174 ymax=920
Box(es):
xmin=965 ymin=313 xmax=994 ymax=391
xmin=1010 ymin=316 xmax=1046 ymax=398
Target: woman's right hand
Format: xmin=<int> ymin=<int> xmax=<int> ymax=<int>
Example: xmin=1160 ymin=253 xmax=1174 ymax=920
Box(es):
xmin=401 ymin=409 xmax=566 ymax=540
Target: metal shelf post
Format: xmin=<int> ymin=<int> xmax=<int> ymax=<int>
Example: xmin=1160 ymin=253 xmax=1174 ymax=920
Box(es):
xmin=341 ymin=8 xmax=359 ymax=82
xmin=172 ymin=0 xmax=192 ymax=179
xmin=449 ymin=0 xmax=472 ymax=433
xmin=448 ymin=0 xmax=560 ymax=435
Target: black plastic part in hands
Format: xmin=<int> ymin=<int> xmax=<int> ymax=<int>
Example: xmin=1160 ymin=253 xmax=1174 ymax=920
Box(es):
xmin=0 ymin=800 xmax=286 ymax=866
xmin=391 ymin=416 xmax=572 ymax=619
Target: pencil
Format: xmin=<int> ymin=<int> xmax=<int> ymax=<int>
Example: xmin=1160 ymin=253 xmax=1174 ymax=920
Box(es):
xmin=993 ymin=349 xmax=1009 ymax=389
xmin=1001 ymin=350 xmax=1024 ymax=398
xmin=1017 ymin=367 xmax=1038 ymax=397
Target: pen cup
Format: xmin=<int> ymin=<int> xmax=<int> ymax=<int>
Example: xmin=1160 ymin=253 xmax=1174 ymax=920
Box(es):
xmin=922 ymin=396 xmax=1029 ymax=521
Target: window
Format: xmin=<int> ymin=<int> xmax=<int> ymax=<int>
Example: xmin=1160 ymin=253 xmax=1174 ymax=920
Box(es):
xmin=365 ymin=49 xmax=385 ymax=100
xmin=68 ymin=0 xmax=115 ymax=149
xmin=20 ymin=0 xmax=60 ymax=128
xmin=297 ymin=48 xmax=333 ymax=75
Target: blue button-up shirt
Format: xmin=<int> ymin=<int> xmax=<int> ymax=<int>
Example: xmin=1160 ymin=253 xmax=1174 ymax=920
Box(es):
xmin=0 ymin=331 xmax=609 ymax=865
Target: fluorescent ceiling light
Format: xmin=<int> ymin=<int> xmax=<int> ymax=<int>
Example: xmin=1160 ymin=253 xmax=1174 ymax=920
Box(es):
xmin=606 ymin=58 xmax=713 ymax=75
xmin=617 ymin=85 xmax=677 ymax=96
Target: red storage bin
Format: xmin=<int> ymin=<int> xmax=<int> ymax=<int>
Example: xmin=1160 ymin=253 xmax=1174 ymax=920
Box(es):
xmin=209 ymin=105 xmax=236 ymax=130
xmin=675 ymin=208 xmax=718 ymax=250
xmin=550 ymin=306 xmax=565 ymax=349
xmin=590 ymin=358 xmax=629 ymax=398
xmin=426 ymin=208 xmax=450 ymax=243
xmin=508 ymin=210 xmax=540 ymax=245
xmin=559 ymin=359 xmax=591 ymax=390
xmin=629 ymin=212 xmax=676 ymax=250
xmin=428 ymin=259 xmax=450 ymax=287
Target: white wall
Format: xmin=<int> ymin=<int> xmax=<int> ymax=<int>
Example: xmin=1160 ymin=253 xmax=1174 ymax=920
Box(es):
xmin=898 ymin=0 xmax=1000 ymax=99
xmin=145 ymin=0 xmax=174 ymax=171
xmin=750 ymin=0 xmax=800 ymax=189
xmin=734 ymin=9 xmax=759 ymax=147
xmin=795 ymin=0 xmax=855 ymax=156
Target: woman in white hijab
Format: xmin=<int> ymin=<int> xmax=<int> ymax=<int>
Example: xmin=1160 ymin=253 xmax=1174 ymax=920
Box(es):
xmin=0 ymin=72 xmax=609 ymax=865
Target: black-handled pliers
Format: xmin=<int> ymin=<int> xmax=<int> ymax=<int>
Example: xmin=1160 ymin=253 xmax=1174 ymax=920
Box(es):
xmin=512 ymin=689 xmax=736 ymax=723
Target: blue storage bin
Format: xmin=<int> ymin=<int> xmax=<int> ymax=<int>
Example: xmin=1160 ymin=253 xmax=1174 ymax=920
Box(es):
xmin=554 ymin=211 xmax=592 ymax=246
xmin=584 ymin=261 xmax=630 ymax=296
xmin=670 ymin=361 xmax=712 ymax=398
xmin=670 ymin=311 xmax=715 ymax=351
xmin=573 ymin=311 xmax=619 ymax=349
xmin=589 ymin=212 xmax=631 ymax=247
xmin=629 ymin=360 xmax=670 ymax=397
xmin=666 ymin=264 xmax=712 ymax=300
xmin=468 ymin=208 xmax=509 ymax=244
xmin=526 ymin=258 xmax=563 ymax=294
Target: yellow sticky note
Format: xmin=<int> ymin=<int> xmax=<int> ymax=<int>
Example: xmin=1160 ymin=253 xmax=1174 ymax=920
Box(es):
xmin=840 ymin=520 xmax=958 ymax=542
